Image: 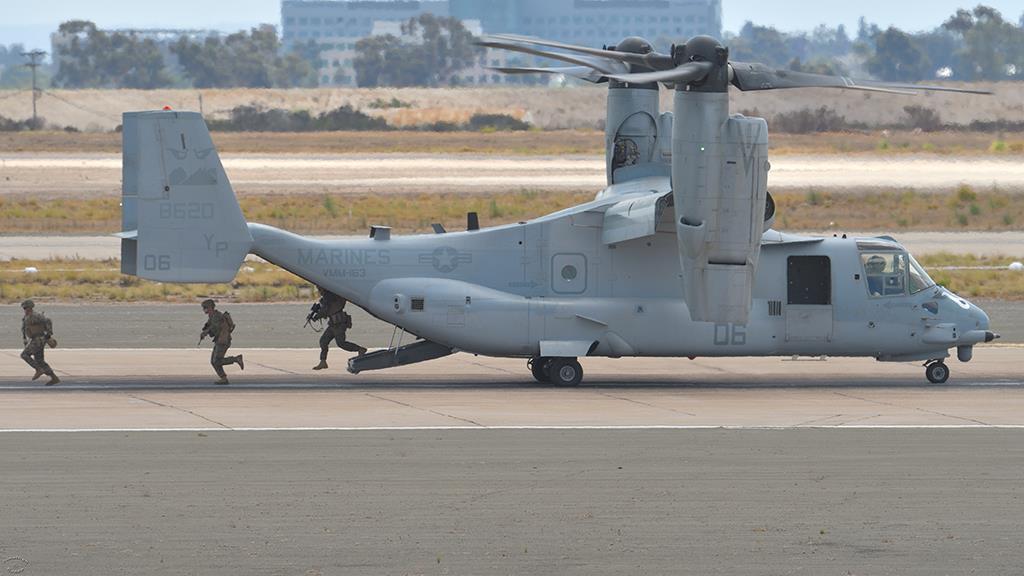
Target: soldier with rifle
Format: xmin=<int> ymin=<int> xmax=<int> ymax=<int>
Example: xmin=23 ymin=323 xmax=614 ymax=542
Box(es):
xmin=309 ymin=287 xmax=366 ymax=370
xmin=199 ymin=299 xmax=243 ymax=384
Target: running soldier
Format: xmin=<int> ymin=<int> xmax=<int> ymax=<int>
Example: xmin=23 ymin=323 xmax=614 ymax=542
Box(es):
xmin=311 ymin=287 xmax=367 ymax=370
xmin=20 ymin=300 xmax=59 ymax=385
xmin=200 ymin=299 xmax=243 ymax=384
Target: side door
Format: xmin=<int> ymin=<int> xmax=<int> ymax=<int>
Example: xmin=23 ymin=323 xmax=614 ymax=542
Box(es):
xmin=785 ymin=255 xmax=833 ymax=342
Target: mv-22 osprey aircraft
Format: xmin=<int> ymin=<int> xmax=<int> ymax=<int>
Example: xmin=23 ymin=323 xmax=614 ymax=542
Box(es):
xmin=118 ymin=33 xmax=997 ymax=386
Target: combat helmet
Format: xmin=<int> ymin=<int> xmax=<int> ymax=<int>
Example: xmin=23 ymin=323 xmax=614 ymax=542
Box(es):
xmin=21 ymin=299 xmax=34 ymax=310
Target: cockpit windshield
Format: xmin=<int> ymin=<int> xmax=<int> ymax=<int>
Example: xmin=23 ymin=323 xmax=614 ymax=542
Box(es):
xmin=907 ymin=254 xmax=936 ymax=294
xmin=860 ymin=251 xmax=935 ymax=297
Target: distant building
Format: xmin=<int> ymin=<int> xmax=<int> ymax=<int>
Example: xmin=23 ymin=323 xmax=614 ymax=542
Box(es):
xmin=283 ymin=0 xmax=722 ymax=86
xmin=281 ymin=0 xmax=449 ymax=45
xmin=449 ymin=0 xmax=722 ymax=46
xmin=315 ymin=19 xmax=512 ymax=87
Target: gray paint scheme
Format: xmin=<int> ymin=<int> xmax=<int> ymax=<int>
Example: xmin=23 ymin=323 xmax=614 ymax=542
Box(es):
xmin=119 ymin=110 xmax=993 ymax=382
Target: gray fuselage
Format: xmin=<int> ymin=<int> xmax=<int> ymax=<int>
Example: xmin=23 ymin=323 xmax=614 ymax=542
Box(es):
xmin=248 ymin=185 xmax=990 ymax=363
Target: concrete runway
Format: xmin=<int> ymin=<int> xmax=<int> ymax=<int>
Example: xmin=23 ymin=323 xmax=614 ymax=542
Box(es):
xmin=2 ymin=429 xmax=1023 ymax=576
xmin=2 ymin=348 xmax=1023 ymax=428
xmin=3 ymin=349 xmax=1024 ymax=574
xmin=4 ymin=152 xmax=1024 ymax=196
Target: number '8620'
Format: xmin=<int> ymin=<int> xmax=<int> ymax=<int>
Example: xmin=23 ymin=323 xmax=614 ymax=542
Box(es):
xmin=159 ymin=202 xmax=214 ymax=220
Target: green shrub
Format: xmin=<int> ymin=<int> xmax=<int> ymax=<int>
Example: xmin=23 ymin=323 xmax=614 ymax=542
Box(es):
xmin=208 ymin=104 xmax=389 ymax=132
xmin=771 ymin=106 xmax=850 ymax=134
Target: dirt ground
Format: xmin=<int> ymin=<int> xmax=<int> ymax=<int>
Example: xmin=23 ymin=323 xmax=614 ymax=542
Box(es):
xmin=1 ymin=128 xmax=1021 ymax=156
xmin=3 ymin=152 xmax=1023 ymax=199
xmin=0 ymin=84 xmax=1018 ymax=132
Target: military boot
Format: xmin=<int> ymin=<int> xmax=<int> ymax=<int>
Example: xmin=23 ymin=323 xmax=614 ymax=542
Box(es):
xmin=31 ymin=368 xmax=44 ymax=381
xmin=313 ymin=360 xmax=328 ymax=370
xmin=237 ymin=355 xmax=245 ymax=370
xmin=215 ymin=377 xmax=229 ymax=385
xmin=45 ymin=374 xmax=60 ymax=386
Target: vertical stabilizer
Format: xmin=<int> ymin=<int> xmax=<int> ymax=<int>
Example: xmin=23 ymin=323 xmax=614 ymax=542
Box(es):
xmin=120 ymin=111 xmax=252 ymax=283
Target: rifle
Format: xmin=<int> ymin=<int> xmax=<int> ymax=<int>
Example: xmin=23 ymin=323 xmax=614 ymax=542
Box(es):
xmin=304 ymin=302 xmax=322 ymax=329
xmin=197 ymin=321 xmax=210 ymax=347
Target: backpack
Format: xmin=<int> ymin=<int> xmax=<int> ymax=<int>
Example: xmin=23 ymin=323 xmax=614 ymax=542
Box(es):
xmin=222 ymin=311 xmax=236 ymax=333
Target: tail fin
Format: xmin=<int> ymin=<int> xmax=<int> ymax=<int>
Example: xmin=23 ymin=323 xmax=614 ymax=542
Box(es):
xmin=119 ymin=110 xmax=252 ymax=283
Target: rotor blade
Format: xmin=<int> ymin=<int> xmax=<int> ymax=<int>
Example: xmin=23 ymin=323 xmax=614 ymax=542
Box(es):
xmin=730 ymin=62 xmax=910 ymax=93
xmin=477 ymin=38 xmax=628 ymax=75
xmin=490 ymin=65 xmax=606 ymax=83
xmin=729 ymin=62 xmax=993 ymax=95
xmin=484 ymin=33 xmax=674 ymax=70
xmin=606 ymin=61 xmax=714 ymax=85
xmin=857 ymin=81 xmax=993 ymax=95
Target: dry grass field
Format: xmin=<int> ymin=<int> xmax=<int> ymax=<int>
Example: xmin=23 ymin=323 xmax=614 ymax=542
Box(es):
xmin=0 ymin=84 xmax=1020 ymax=133
xmin=0 ymin=186 xmax=1019 ymax=235
xmin=2 ymin=129 xmax=1022 ymax=156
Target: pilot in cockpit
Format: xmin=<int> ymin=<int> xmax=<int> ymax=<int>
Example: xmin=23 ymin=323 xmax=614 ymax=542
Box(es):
xmin=865 ymin=255 xmax=886 ymax=296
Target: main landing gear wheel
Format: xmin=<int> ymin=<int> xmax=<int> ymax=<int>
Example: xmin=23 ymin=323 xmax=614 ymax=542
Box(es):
xmin=528 ymin=357 xmax=551 ymax=383
xmin=547 ymin=357 xmax=583 ymax=387
xmin=925 ymin=361 xmax=950 ymax=384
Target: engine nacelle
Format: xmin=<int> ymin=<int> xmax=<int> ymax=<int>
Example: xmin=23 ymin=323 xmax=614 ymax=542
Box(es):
xmin=606 ymin=85 xmax=660 ymax=184
xmin=672 ymin=91 xmax=769 ymax=324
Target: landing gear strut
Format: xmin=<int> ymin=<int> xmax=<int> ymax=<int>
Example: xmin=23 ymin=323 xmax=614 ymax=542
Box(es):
xmin=527 ymin=357 xmax=583 ymax=386
xmin=528 ymin=357 xmax=551 ymax=383
xmin=925 ymin=360 xmax=950 ymax=384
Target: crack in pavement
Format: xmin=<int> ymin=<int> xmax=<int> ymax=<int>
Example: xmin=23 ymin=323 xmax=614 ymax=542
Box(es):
xmin=1 ymin=349 xmax=76 ymax=378
xmin=832 ymin=391 xmax=991 ymax=426
xmin=252 ymin=362 xmax=302 ymax=376
xmin=595 ymin=391 xmax=698 ymax=417
xmin=834 ymin=413 xmax=885 ymax=426
xmin=689 ymin=360 xmax=734 ymax=375
xmin=794 ymin=413 xmax=847 ymax=427
xmin=364 ymin=392 xmax=485 ymax=427
xmin=126 ymin=394 xmax=233 ymax=429
xmin=457 ymin=358 xmax=520 ymax=375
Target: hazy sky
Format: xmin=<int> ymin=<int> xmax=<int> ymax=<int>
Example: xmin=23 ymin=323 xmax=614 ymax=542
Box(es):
xmin=2 ymin=0 xmax=1022 ymax=52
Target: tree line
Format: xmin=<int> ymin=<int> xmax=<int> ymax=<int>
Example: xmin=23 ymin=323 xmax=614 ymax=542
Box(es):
xmin=37 ymin=6 xmax=1024 ymax=89
xmin=50 ymin=21 xmax=317 ymax=89
xmin=727 ymin=5 xmax=1024 ymax=82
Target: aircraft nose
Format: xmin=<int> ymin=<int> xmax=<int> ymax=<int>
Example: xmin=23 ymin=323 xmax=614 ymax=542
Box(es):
xmin=967 ymin=300 xmax=990 ymax=331
xmin=956 ymin=299 xmax=999 ymax=348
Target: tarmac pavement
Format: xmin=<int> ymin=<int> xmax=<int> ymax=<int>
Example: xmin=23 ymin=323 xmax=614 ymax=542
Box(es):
xmin=2 ymin=349 xmax=1024 ymax=574
xmin=4 ymin=153 xmax=1024 ymax=196
xmin=1 ymin=347 xmax=1023 ymax=429
xmin=0 ymin=429 xmax=1022 ymax=575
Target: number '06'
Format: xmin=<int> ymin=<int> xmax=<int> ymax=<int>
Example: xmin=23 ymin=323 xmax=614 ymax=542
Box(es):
xmin=143 ymin=255 xmax=171 ymax=271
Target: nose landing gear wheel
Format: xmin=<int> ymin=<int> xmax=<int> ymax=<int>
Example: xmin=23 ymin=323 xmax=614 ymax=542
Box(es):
xmin=925 ymin=361 xmax=950 ymax=384
xmin=528 ymin=357 xmax=551 ymax=383
xmin=547 ymin=357 xmax=583 ymax=386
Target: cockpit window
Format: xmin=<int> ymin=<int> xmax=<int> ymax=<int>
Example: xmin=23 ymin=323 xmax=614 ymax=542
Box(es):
xmin=907 ymin=254 xmax=936 ymax=294
xmin=860 ymin=252 xmax=935 ymax=297
xmin=861 ymin=253 xmax=907 ymax=297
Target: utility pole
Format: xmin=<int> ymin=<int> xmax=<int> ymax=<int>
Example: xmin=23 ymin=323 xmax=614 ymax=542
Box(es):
xmin=21 ymin=50 xmax=47 ymax=127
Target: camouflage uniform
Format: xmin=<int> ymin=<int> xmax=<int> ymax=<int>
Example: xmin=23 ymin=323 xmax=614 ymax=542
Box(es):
xmin=20 ymin=300 xmax=59 ymax=385
xmin=313 ymin=290 xmax=366 ymax=369
xmin=201 ymin=300 xmax=243 ymax=383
